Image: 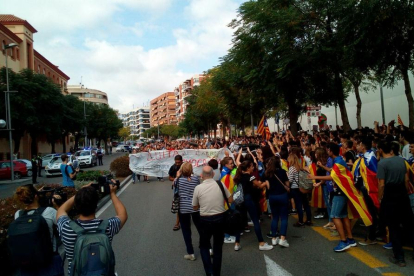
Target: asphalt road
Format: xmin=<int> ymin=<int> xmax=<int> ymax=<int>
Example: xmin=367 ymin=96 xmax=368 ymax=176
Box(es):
xmin=98 ymin=179 xmax=414 ymax=276
xmin=0 ymin=152 xmax=128 ymax=198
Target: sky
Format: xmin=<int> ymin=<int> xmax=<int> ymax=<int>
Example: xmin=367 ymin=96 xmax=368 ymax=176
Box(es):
xmin=2 ymin=0 xmax=244 ymax=112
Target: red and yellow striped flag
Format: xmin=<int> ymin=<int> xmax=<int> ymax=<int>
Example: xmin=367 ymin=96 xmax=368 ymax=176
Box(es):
xmin=281 ymin=159 xmax=289 ymax=172
xmin=309 ymin=163 xmax=326 ymax=208
xmin=398 ymin=114 xmax=404 ymax=126
xmin=257 ymin=115 xmax=271 ymax=140
xmin=260 ymin=187 xmax=268 ymax=212
xmin=331 ymin=158 xmax=372 ymax=226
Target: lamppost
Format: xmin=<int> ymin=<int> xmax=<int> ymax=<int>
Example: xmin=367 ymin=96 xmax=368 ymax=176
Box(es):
xmin=3 ymin=43 xmax=18 ymax=181
xmin=83 ymin=92 xmax=89 ymax=148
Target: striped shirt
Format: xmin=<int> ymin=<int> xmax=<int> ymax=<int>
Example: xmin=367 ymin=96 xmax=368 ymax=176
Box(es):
xmin=288 ymin=166 xmax=299 ymax=189
xmin=175 ymin=176 xmax=200 ymax=214
xmin=57 ymin=216 xmax=121 ymax=272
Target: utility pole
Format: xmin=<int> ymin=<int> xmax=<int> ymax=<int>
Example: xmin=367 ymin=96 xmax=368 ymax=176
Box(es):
xmin=380 ymin=85 xmax=386 ymax=125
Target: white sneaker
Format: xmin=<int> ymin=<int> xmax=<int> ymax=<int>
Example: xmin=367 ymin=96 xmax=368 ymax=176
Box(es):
xmin=234 ymin=244 xmax=242 ymax=251
xmin=248 ymin=221 xmax=254 ymax=226
xmin=259 ymin=243 xmax=274 ymax=251
xmin=209 ymin=249 xmax=213 ymax=256
xmin=272 ymin=237 xmax=280 ymax=246
xmin=184 ymin=254 xmax=196 ymax=261
xmin=278 ymin=239 xmax=289 ymax=248
xmin=224 ymin=236 xmax=236 ymax=243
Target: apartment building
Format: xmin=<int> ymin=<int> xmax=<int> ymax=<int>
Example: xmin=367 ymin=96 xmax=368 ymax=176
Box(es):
xmin=0 ymin=15 xmax=70 ymax=92
xmin=175 ymin=74 xmax=205 ymax=123
xmin=121 ymin=107 xmax=150 ymax=138
xmin=67 ymin=84 xmax=109 ymax=106
xmin=0 ymin=14 xmax=70 ymax=159
xmin=150 ymin=92 xmax=177 ymax=127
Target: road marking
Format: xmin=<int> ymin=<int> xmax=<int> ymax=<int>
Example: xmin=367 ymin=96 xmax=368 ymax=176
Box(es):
xmin=264 ymin=254 xmax=293 ymax=276
xmin=96 ymin=179 xmax=132 ymax=218
xmin=382 ymin=273 xmax=405 ymax=276
xmin=311 ymin=226 xmax=389 ymax=271
xmin=347 ymin=247 xmax=388 ymax=268
xmin=311 ymin=226 xmax=340 ymax=241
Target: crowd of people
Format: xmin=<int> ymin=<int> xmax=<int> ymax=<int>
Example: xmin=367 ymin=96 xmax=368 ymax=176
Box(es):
xmin=166 ymin=120 xmax=414 ymax=275
xmin=7 ymin=120 xmax=414 ymax=276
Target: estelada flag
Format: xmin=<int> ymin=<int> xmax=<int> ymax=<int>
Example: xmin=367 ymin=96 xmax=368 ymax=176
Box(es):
xmin=220 ymin=167 xmax=235 ymax=210
xmin=260 ymin=187 xmax=268 ymax=212
xmin=309 ymin=163 xmax=326 ymax=208
xmin=352 ymin=151 xmax=379 ymax=209
xmin=281 ymin=159 xmax=289 ymax=172
xmin=404 ymin=159 xmax=414 ymax=195
xmin=398 ymin=114 xmax=404 ymax=126
xmin=331 ymin=157 xmax=372 ymax=226
xmin=258 ymin=115 xmax=271 ymax=140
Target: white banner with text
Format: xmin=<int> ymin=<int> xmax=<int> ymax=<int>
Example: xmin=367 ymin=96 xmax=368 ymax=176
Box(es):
xmin=129 ymin=149 xmax=232 ymax=177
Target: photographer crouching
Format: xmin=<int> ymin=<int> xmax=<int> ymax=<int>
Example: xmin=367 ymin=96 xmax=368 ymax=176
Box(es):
xmin=57 ymin=179 xmax=128 ymax=276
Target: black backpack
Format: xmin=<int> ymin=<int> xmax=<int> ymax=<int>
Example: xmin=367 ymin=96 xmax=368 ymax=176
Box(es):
xmin=7 ymin=207 xmax=53 ymax=269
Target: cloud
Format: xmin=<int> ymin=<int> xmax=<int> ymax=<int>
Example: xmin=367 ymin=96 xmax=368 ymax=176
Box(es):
xmin=2 ymin=0 xmax=243 ymax=112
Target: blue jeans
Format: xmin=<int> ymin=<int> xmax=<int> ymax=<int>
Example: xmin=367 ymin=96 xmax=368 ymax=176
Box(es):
xmin=244 ymin=194 xmax=264 ymax=242
xmin=199 ymin=213 xmax=225 ymax=276
xmin=269 ymin=193 xmax=289 ymax=236
xmin=330 ymin=195 xmax=348 ymax=219
xmin=322 ymin=185 xmax=332 ymax=222
xmin=178 ymin=212 xmax=201 ymax=254
xmin=291 ymin=189 xmax=311 ymax=223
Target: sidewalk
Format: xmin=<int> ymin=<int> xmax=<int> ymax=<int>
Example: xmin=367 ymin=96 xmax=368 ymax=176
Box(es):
xmin=0 ymin=178 xmax=31 ymax=186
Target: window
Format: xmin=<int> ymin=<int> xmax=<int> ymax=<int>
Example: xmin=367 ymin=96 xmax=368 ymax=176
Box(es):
xmin=16 ymin=48 xmax=19 ymax=60
xmin=38 ymin=65 xmax=40 ymax=73
xmin=43 ymin=68 xmax=46 ymax=75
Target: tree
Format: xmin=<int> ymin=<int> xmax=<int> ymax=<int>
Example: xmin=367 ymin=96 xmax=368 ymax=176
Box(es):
xmin=117 ymin=127 xmax=130 ymax=142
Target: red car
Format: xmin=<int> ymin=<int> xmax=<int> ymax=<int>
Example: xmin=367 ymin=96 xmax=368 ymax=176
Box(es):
xmin=0 ymin=160 xmax=28 ymax=180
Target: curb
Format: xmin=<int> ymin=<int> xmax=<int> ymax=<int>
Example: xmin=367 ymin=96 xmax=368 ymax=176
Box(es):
xmin=96 ymin=175 xmax=132 ymax=211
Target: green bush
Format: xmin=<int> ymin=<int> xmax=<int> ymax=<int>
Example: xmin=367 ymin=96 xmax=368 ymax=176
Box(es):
xmin=110 ymin=156 xmax=132 ymax=177
xmin=76 ymin=170 xmax=110 ymax=182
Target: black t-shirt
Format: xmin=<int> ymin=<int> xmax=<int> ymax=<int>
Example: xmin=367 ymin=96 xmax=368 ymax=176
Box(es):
xmin=239 ymin=173 xmax=256 ymax=197
xmin=265 ymin=169 xmax=289 ymax=196
xmin=168 ymin=164 xmax=180 ymax=178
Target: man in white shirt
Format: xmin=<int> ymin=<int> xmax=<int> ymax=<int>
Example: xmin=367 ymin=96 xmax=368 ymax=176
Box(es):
xmin=193 ymin=166 xmax=232 ymax=276
xmin=400 ymin=131 xmax=412 ymax=159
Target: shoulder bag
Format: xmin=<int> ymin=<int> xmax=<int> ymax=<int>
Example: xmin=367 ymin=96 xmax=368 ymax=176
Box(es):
xmin=298 ymin=170 xmax=313 ymax=193
xmin=232 ymin=184 xmax=244 ymax=206
xmin=216 ymin=181 xmax=243 ymax=235
xmin=273 ymin=173 xmax=290 ymax=192
xmin=171 ymin=178 xmax=180 ymax=214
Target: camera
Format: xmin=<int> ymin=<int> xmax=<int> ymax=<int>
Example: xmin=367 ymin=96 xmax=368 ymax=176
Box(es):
xmin=91 ymin=174 xmax=120 ymax=195
xmin=38 ymin=186 xmax=68 ymax=208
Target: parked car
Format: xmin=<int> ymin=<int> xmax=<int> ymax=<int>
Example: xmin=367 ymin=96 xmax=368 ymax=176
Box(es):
xmin=45 ymin=155 xmax=76 ymax=177
xmin=16 ymin=159 xmax=33 ymax=177
xmin=116 ymin=145 xmax=132 ymax=153
xmin=42 ymin=154 xmax=60 ymax=168
xmin=112 ymin=141 xmax=118 ymax=147
xmin=0 ymin=160 xmax=28 ymax=180
xmin=74 ymin=150 xmax=97 ymax=167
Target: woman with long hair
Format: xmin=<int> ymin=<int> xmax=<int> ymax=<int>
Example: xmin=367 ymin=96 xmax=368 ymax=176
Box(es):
xmin=264 ymin=156 xmax=290 ymax=247
xmin=174 ymin=162 xmax=201 ymax=261
xmin=234 ymin=161 xmax=273 ymax=251
xmin=288 ymin=153 xmax=312 ymax=227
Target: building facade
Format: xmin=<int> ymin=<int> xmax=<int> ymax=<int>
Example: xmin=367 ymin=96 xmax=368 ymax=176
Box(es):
xmin=0 ymin=14 xmax=70 ymax=159
xmin=121 ymin=107 xmax=150 ymax=138
xmin=150 ymin=92 xmax=177 ymax=127
xmin=175 ymin=74 xmax=205 ymax=123
xmin=67 ymin=84 xmax=109 ymax=106
xmin=0 ymin=15 xmax=70 ymax=92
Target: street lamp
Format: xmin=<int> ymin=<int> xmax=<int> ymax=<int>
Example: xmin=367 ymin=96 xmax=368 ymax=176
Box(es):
xmin=83 ymin=92 xmax=89 ymax=148
xmin=3 ymin=43 xmax=18 ymax=181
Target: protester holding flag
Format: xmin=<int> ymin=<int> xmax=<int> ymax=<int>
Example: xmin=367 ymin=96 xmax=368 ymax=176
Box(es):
xmin=352 ymin=139 xmax=380 ymax=245
xmin=309 ymin=143 xmax=371 ymax=252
